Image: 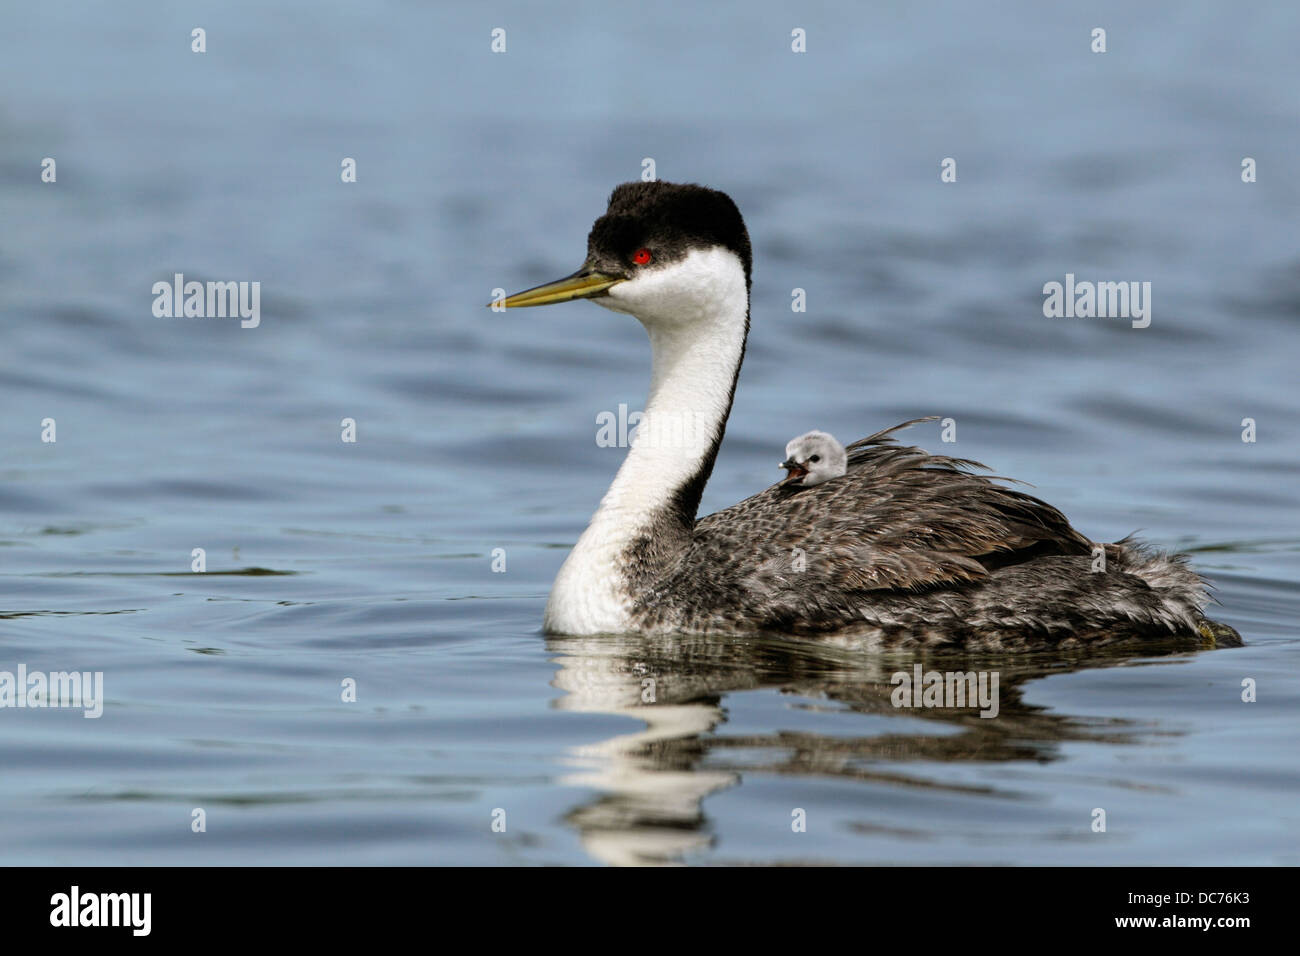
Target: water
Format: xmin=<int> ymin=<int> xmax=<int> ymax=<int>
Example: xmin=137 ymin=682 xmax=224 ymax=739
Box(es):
xmin=2 ymin=1 xmax=1297 ymax=865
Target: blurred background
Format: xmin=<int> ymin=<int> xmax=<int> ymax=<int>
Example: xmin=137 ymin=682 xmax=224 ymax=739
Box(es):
xmin=1 ymin=1 xmax=1296 ymax=865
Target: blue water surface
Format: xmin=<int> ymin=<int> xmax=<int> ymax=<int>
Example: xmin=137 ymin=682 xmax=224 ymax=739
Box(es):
xmin=1 ymin=1 xmax=1296 ymax=865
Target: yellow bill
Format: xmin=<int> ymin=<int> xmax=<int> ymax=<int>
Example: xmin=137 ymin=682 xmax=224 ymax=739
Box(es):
xmin=495 ymin=269 xmax=624 ymax=308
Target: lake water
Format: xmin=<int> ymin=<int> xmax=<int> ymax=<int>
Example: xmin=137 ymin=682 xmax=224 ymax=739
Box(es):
xmin=1 ymin=1 xmax=1297 ymax=865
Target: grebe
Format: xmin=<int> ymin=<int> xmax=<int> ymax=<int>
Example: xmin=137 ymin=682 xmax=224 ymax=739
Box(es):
xmin=498 ymin=181 xmax=1241 ymax=649
xmin=780 ymin=430 xmax=847 ymax=487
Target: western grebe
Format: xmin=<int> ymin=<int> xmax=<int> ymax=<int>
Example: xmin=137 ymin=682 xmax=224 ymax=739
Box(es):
xmin=499 ymin=181 xmax=1241 ymax=648
xmin=780 ymin=430 xmax=847 ymax=487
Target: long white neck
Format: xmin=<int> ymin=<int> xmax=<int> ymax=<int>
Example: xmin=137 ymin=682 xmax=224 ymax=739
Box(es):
xmin=544 ymin=247 xmax=749 ymax=634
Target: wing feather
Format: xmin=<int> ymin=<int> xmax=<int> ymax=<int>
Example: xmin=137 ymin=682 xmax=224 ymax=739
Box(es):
xmin=640 ymin=420 xmax=1094 ymax=628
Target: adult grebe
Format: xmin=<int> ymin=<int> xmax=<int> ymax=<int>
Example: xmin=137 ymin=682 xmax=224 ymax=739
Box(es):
xmin=499 ymin=181 xmax=1241 ymax=649
xmin=780 ymin=430 xmax=847 ymax=487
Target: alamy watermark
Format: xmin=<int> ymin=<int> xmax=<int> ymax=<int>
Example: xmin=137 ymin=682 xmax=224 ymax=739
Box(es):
xmin=50 ymin=886 xmax=150 ymax=936
xmin=1043 ymin=273 xmax=1151 ymax=328
xmin=0 ymin=664 xmax=104 ymax=718
xmin=152 ymin=273 xmax=260 ymax=328
xmin=596 ymin=403 xmax=711 ymax=451
xmin=890 ymin=665 xmax=999 ymax=718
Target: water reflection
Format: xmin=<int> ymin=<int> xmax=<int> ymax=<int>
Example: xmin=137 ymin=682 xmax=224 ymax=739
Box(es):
xmin=548 ymin=632 xmax=1208 ymax=865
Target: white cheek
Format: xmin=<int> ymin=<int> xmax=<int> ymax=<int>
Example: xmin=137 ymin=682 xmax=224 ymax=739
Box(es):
xmin=592 ymin=294 xmax=634 ymax=315
xmin=601 ymin=247 xmax=744 ymax=327
xmin=605 ymin=270 xmax=673 ymax=316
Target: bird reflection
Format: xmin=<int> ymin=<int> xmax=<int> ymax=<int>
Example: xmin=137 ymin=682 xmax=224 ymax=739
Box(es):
xmin=547 ymin=631 xmax=1211 ymax=865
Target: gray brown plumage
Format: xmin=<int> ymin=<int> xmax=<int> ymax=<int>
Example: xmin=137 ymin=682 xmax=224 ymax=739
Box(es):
xmin=629 ymin=419 xmax=1240 ymax=648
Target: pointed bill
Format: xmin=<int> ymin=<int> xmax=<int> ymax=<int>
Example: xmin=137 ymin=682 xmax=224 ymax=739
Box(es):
xmin=496 ymin=269 xmax=624 ymax=308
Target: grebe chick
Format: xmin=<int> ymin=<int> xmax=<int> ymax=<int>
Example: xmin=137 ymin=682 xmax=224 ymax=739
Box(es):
xmin=780 ymin=430 xmax=847 ymax=487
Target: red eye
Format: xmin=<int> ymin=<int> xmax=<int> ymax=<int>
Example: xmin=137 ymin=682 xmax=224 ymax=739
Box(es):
xmin=632 ymin=248 xmax=652 ymax=265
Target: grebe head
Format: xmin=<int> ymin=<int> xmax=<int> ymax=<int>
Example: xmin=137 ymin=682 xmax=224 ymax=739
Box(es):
xmin=780 ymin=430 xmax=847 ymax=487
xmin=498 ymin=181 xmax=752 ymax=331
